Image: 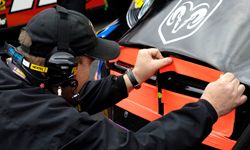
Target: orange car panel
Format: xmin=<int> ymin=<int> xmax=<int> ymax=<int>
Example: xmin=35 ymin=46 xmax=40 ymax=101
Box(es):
xmin=112 ymin=46 xmax=236 ymax=149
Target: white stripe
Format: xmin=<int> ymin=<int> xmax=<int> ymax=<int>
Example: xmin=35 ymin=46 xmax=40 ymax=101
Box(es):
xmin=38 ymin=0 xmax=57 ymax=6
xmin=22 ymin=59 xmax=30 ymax=67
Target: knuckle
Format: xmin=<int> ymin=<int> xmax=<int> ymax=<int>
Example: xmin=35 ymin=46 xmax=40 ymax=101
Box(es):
xmin=234 ymin=78 xmax=239 ymax=83
xmin=231 ymin=90 xmax=238 ymax=97
xmin=206 ymin=82 xmax=214 ymax=88
xmin=231 ymin=73 xmax=235 ymax=77
xmin=234 ymin=100 xmax=241 ymax=107
xmin=227 ymin=72 xmax=235 ymax=77
xmin=225 ymin=84 xmax=233 ymax=90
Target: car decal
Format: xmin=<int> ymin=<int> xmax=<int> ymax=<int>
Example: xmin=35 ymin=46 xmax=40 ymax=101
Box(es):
xmin=10 ymin=0 xmax=57 ymax=13
xmin=134 ymin=0 xmax=144 ymax=8
xmin=0 ymin=0 xmax=6 ymax=11
xmin=158 ymin=0 xmax=223 ymax=45
xmin=0 ymin=14 xmax=6 ymax=28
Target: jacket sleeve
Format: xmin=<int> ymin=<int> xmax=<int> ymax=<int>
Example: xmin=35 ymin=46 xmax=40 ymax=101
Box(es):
xmin=78 ymin=75 xmax=128 ymax=114
xmin=0 ymin=82 xmax=217 ymax=150
xmin=61 ymin=100 xmax=218 ymax=150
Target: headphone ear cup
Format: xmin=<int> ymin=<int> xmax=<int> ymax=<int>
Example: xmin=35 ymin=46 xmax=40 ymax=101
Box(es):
xmin=46 ymin=47 xmax=76 ymax=85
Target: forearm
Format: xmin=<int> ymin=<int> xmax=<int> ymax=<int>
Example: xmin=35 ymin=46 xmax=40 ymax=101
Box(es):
xmin=132 ymin=100 xmax=218 ymax=149
xmin=78 ymin=75 xmax=128 ymax=114
xmin=64 ymin=100 xmax=218 ymax=150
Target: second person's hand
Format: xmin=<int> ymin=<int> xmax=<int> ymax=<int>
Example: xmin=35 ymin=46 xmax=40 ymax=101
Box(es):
xmin=201 ymin=73 xmax=247 ymax=117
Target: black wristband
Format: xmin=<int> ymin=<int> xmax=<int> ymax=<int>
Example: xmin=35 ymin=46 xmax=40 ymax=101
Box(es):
xmin=126 ymin=69 xmax=141 ymax=89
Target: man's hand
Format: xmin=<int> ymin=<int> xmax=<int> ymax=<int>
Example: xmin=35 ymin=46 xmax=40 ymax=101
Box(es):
xmin=132 ymin=48 xmax=172 ymax=84
xmin=123 ymin=48 xmax=172 ymax=92
xmin=201 ymin=73 xmax=247 ymax=117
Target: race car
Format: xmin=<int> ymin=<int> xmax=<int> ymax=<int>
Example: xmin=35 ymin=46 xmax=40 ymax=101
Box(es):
xmin=0 ymin=0 xmax=107 ymax=29
xmin=0 ymin=0 xmax=131 ymax=43
xmin=97 ymin=0 xmax=250 ymax=149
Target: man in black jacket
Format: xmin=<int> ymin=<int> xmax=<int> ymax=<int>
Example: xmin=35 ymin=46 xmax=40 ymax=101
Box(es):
xmin=0 ymin=6 xmax=247 ymax=150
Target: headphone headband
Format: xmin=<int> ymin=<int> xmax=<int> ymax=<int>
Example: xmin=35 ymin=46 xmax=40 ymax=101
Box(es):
xmin=55 ymin=6 xmax=70 ymax=51
xmin=45 ymin=6 xmax=77 ymax=86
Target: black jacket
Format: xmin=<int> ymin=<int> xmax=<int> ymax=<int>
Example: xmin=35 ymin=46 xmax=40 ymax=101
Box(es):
xmin=0 ymin=59 xmax=217 ymax=150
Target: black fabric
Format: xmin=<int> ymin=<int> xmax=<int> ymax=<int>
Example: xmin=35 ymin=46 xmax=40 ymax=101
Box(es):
xmin=56 ymin=6 xmax=70 ymax=51
xmin=0 ymin=59 xmax=217 ymax=150
xmin=23 ymin=6 xmax=120 ymax=60
xmin=200 ymin=99 xmax=218 ymax=122
xmin=78 ymin=75 xmax=128 ymax=115
xmin=58 ymin=0 xmax=86 ymax=14
xmin=233 ymin=121 xmax=250 ymax=150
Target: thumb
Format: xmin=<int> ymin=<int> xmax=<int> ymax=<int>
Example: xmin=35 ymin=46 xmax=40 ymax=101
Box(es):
xmin=153 ymin=57 xmax=172 ymax=69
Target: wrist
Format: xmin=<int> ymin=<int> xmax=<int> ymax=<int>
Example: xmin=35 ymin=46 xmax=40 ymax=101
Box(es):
xmin=126 ymin=69 xmax=141 ymax=89
xmin=131 ymin=68 xmax=142 ymax=85
xmin=200 ymin=99 xmax=219 ymax=123
xmin=201 ymin=97 xmax=220 ymax=117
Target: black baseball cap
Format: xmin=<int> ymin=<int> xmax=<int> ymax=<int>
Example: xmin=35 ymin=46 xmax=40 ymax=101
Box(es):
xmin=22 ymin=6 xmax=120 ymax=60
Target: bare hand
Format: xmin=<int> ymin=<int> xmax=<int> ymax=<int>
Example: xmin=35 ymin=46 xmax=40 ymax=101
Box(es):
xmin=201 ymin=73 xmax=247 ymax=117
xmin=132 ymin=48 xmax=172 ymax=84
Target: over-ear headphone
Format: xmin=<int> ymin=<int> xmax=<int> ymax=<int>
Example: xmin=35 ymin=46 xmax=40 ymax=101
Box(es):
xmin=2 ymin=6 xmax=78 ymax=89
xmin=45 ymin=6 xmax=78 ymax=88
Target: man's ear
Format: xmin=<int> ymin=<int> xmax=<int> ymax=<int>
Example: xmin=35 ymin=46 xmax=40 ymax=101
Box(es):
xmin=19 ymin=30 xmax=32 ymax=47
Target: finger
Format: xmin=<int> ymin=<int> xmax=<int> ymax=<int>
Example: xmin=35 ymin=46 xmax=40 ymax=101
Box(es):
xmin=153 ymin=57 xmax=172 ymax=69
xmin=231 ymin=78 xmax=240 ymax=88
xmin=238 ymin=84 xmax=246 ymax=96
xmin=148 ymin=48 xmax=164 ymax=59
xmin=219 ymin=72 xmax=235 ymax=82
xmin=236 ymin=95 xmax=248 ymax=107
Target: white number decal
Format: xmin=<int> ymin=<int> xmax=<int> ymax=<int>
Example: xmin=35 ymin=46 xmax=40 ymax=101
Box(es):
xmin=38 ymin=0 xmax=57 ymax=6
xmin=11 ymin=0 xmax=34 ymax=12
xmin=11 ymin=0 xmax=57 ymax=13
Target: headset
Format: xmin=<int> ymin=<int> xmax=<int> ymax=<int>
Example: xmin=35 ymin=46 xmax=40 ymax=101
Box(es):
xmin=45 ymin=6 xmax=78 ymax=88
xmin=3 ymin=6 xmax=78 ymax=90
xmin=1 ymin=6 xmax=84 ymax=108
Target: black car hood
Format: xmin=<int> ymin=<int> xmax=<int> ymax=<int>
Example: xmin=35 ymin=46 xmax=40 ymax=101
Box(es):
xmin=120 ymin=0 xmax=250 ymax=85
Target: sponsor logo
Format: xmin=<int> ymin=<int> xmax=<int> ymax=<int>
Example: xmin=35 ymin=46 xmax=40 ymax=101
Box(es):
xmin=0 ymin=0 xmax=6 ymax=11
xmin=14 ymin=67 xmax=26 ymax=79
xmin=134 ymin=0 xmax=144 ymax=8
xmin=30 ymin=64 xmax=48 ymax=73
xmin=158 ymin=0 xmax=223 ymax=45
